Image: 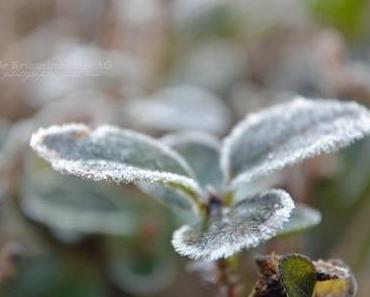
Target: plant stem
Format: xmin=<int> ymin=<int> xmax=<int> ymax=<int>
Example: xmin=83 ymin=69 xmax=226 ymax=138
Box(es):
xmin=216 ymin=258 xmax=240 ymax=297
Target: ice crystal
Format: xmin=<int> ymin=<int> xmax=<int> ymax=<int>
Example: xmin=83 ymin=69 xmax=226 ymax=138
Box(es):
xmin=221 ymin=97 xmax=370 ymax=187
xmin=172 ymin=189 xmax=294 ymax=260
xmin=29 ymin=97 xmax=370 ymax=261
xmin=140 ymin=131 xmax=222 ymax=210
xmin=30 ymin=124 xmax=202 ymax=201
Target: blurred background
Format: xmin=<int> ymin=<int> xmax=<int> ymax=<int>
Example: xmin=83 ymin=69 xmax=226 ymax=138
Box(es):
xmin=0 ymin=0 xmax=369 ymax=296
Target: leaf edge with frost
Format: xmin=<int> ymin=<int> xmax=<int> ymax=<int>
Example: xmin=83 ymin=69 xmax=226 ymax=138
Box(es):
xmin=171 ymin=189 xmax=295 ymax=261
xmin=221 ymin=97 xmax=370 ymax=188
xmin=30 ymin=124 xmax=205 ymax=210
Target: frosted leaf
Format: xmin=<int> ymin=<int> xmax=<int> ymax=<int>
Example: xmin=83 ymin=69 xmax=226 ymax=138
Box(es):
xmin=162 ymin=131 xmax=223 ymax=187
xmin=277 ymin=204 xmax=321 ymax=236
xmin=221 ymin=97 xmax=370 ymax=187
xmin=122 ymin=86 xmax=231 ymax=135
xmin=314 ymin=259 xmax=351 ymax=281
xmin=30 ymin=124 xmax=203 ymax=208
xmin=0 ymin=94 xmax=115 ymax=181
xmin=22 ymin=168 xmax=139 ymax=236
xmin=138 ymin=183 xmax=195 ymax=211
xmin=314 ymin=259 xmax=357 ymax=297
xmin=172 ymin=189 xmax=294 ymax=260
xmin=139 ymin=131 xmax=222 ymax=210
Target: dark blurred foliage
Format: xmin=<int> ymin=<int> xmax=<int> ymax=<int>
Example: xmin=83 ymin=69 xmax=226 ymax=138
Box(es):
xmin=0 ymin=0 xmax=370 ymax=296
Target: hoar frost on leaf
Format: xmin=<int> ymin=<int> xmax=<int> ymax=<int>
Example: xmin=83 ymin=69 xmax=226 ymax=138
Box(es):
xmin=172 ymin=190 xmax=294 ymax=261
xmin=161 ymin=131 xmax=223 ymax=188
xmin=30 ymin=124 xmax=203 ymax=205
xmin=139 ymin=131 xmax=222 ymax=211
xmin=221 ymin=97 xmax=370 ymax=187
xmin=29 ymin=97 xmax=370 ymax=261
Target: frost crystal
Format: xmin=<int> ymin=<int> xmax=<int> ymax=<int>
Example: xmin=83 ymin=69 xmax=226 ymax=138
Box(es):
xmin=30 ymin=124 xmax=202 ymax=199
xmin=172 ymin=189 xmax=294 ymax=260
xmin=221 ymin=97 xmax=370 ymax=187
xmin=28 ymin=97 xmax=370 ymax=261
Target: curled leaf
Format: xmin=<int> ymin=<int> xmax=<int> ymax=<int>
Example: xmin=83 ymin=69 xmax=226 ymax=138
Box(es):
xmin=30 ymin=124 xmax=203 ymax=210
xmin=314 ymin=259 xmax=357 ymax=297
xmin=221 ymin=97 xmax=370 ymax=187
xmin=172 ymin=190 xmax=294 ymax=260
xmin=277 ymin=204 xmax=322 ymax=237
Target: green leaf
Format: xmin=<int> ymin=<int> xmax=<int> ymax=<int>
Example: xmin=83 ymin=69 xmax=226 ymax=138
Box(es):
xmin=250 ymin=254 xmax=356 ymax=297
xmin=162 ymin=131 xmax=223 ymax=188
xmin=277 ymin=204 xmax=322 ymax=237
xmin=172 ymin=189 xmax=294 ymax=260
xmin=30 ymin=124 xmax=204 ymax=211
xmin=279 ymin=254 xmax=317 ymax=297
xmin=221 ymin=97 xmax=370 ymax=188
xmin=140 ymin=131 xmax=223 ymax=212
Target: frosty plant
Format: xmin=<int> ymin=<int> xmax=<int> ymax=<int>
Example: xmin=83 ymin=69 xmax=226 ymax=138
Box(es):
xmin=30 ymin=97 xmax=370 ymax=296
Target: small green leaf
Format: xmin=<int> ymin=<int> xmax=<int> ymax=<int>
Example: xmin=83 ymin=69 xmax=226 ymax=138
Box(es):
xmin=221 ymin=97 xmax=370 ymax=187
xmin=279 ymin=254 xmax=317 ymax=297
xmin=162 ymin=131 xmax=223 ymax=188
xmin=250 ymin=254 xmax=356 ymax=297
xmin=30 ymin=124 xmax=204 ymax=211
xmin=172 ymin=189 xmax=294 ymax=260
xmin=140 ymin=131 xmax=223 ymax=212
xmin=277 ymin=204 xmax=322 ymax=237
